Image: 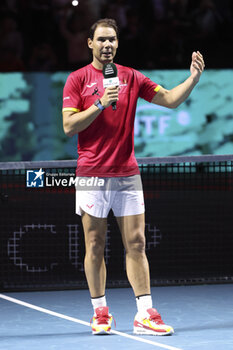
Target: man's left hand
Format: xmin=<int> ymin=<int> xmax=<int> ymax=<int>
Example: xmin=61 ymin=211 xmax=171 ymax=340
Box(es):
xmin=190 ymin=51 xmax=205 ymax=82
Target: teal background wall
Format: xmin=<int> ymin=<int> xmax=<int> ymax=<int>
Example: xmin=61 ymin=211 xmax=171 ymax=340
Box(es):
xmin=1 ymin=70 xmax=233 ymax=161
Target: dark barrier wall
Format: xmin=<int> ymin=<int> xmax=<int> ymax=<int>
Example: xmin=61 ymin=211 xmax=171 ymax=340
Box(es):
xmin=1 ymin=159 xmax=233 ymax=291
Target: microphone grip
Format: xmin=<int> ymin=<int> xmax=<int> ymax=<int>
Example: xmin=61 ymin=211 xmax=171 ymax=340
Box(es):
xmin=112 ymin=102 xmax=117 ymax=111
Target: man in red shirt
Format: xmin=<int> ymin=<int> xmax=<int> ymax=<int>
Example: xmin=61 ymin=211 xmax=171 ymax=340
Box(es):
xmin=63 ymin=18 xmax=205 ymax=336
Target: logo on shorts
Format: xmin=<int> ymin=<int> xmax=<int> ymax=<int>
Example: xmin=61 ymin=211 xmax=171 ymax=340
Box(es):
xmin=26 ymin=168 xmax=45 ymax=187
xmin=86 ymin=204 xmax=94 ymax=209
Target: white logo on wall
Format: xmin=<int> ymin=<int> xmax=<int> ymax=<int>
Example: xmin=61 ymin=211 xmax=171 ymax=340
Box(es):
xmin=135 ymin=104 xmax=191 ymax=136
xmin=7 ymin=223 xmax=161 ymax=272
xmin=7 ymin=224 xmax=58 ymax=272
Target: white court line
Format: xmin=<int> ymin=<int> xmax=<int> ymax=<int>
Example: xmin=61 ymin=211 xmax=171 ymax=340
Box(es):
xmin=0 ymin=294 xmax=183 ymax=350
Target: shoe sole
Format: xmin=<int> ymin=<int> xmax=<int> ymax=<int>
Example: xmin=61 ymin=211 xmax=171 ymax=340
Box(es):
xmin=92 ymin=329 xmax=111 ymax=335
xmin=134 ymin=327 xmax=174 ymax=336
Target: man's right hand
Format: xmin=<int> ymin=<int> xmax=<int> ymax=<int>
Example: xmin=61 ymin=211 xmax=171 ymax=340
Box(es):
xmin=100 ymin=86 xmax=119 ymax=108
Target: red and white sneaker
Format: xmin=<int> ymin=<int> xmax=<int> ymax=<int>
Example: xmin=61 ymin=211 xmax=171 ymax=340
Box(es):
xmin=91 ymin=306 xmax=113 ymax=335
xmin=133 ymin=308 xmax=174 ymax=336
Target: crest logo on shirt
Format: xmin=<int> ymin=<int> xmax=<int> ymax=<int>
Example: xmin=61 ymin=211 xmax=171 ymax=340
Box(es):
xmin=120 ymin=78 xmax=128 ymax=87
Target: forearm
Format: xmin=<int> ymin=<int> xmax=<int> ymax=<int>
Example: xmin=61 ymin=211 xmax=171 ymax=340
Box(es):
xmin=152 ymin=75 xmax=198 ymax=109
xmin=168 ymin=74 xmax=198 ymax=108
xmin=63 ymin=86 xmax=119 ymax=137
xmin=63 ymin=104 xmax=102 ymax=137
xmin=153 ymin=51 xmax=204 ymax=109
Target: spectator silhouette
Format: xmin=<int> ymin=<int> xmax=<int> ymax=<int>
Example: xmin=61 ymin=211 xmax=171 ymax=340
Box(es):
xmin=29 ymin=42 xmax=58 ymax=71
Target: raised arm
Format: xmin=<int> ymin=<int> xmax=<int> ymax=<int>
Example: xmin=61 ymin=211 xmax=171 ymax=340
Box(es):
xmin=63 ymin=86 xmax=119 ymax=137
xmin=152 ymin=51 xmax=205 ymax=109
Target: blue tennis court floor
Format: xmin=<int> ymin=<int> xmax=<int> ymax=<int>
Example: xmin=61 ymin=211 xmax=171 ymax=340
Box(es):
xmin=0 ymin=284 xmax=233 ymax=350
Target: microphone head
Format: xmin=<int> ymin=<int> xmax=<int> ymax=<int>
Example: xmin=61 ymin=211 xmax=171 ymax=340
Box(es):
xmin=103 ymin=63 xmax=117 ymax=78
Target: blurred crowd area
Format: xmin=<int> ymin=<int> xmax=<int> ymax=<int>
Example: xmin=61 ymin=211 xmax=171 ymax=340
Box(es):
xmin=0 ymin=0 xmax=233 ymax=72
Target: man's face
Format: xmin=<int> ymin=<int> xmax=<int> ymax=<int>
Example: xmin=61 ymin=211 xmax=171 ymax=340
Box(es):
xmin=88 ymin=25 xmax=118 ymax=67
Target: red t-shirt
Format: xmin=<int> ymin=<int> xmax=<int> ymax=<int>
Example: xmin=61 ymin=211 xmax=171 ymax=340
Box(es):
xmin=63 ymin=63 xmax=160 ymax=177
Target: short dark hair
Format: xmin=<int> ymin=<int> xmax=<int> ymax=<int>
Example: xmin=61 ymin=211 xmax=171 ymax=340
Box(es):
xmin=89 ymin=18 xmax=119 ymax=40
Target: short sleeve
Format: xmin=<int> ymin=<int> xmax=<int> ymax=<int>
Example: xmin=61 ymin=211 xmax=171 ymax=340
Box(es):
xmin=62 ymin=73 xmax=82 ymax=112
xmin=135 ymin=70 xmax=161 ymax=103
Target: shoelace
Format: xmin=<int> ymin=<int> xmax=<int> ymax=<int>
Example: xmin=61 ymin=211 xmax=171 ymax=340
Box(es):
xmin=90 ymin=314 xmax=116 ymax=327
xmin=149 ymin=313 xmax=165 ymax=325
xmin=96 ymin=314 xmax=110 ymax=325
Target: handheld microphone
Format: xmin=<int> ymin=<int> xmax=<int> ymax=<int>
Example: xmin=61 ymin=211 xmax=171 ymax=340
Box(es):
xmin=103 ymin=63 xmax=119 ymax=110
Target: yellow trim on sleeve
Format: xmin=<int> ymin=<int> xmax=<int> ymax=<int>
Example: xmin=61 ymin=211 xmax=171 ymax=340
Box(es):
xmin=62 ymin=107 xmax=80 ymax=112
xmin=154 ymin=85 xmax=161 ymax=93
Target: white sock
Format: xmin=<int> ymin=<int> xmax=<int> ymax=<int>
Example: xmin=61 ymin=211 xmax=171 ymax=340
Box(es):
xmin=91 ymin=295 xmax=107 ymax=312
xmin=136 ymin=294 xmax=153 ymax=313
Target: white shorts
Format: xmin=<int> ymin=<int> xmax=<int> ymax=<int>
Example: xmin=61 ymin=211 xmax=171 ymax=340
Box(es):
xmin=75 ymin=175 xmax=145 ymax=218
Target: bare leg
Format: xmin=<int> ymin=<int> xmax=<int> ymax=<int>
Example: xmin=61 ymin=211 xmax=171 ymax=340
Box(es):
xmin=81 ymin=212 xmax=107 ymax=298
xmin=116 ymin=213 xmax=150 ymax=296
